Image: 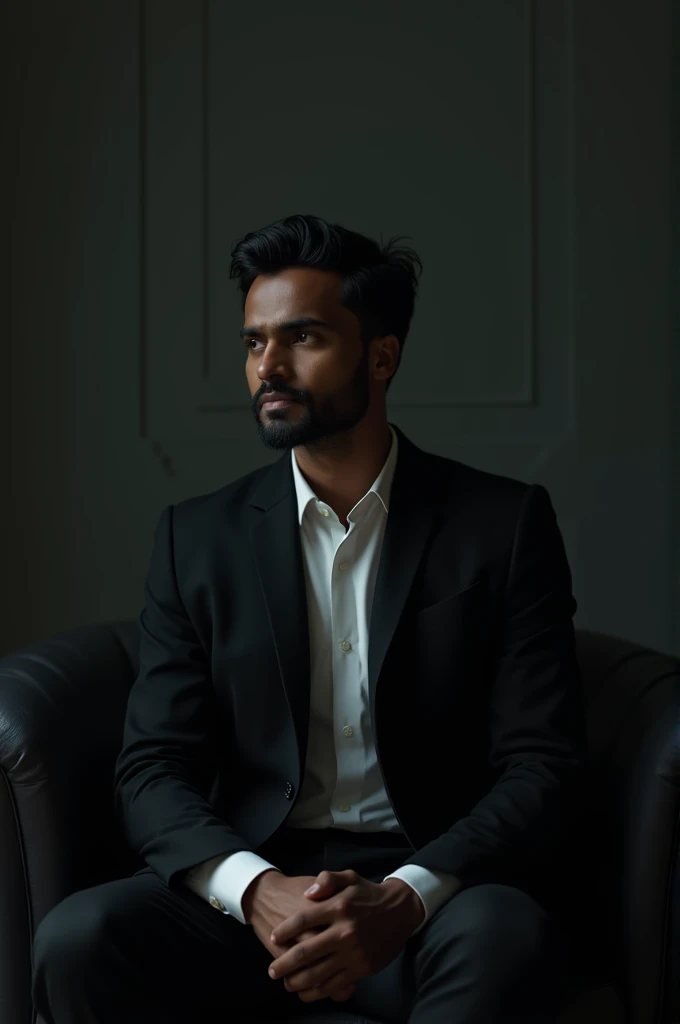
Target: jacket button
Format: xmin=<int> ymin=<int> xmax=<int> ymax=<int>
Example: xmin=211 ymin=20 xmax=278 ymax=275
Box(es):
xmin=284 ymin=782 xmax=295 ymax=800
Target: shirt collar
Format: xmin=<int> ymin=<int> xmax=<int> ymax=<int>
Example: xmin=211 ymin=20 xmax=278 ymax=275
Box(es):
xmin=291 ymin=424 xmax=399 ymax=526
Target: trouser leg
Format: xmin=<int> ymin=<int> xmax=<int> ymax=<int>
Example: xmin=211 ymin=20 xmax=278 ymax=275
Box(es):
xmin=31 ymin=865 xmax=317 ymax=1024
xmin=347 ymin=882 xmax=568 ymax=1024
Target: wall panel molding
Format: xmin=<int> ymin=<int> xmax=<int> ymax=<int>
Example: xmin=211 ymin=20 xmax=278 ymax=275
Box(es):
xmin=141 ymin=0 xmax=575 ymax=477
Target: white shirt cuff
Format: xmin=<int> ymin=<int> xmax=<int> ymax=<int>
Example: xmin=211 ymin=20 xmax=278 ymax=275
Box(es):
xmin=183 ymin=851 xmax=281 ymax=924
xmin=383 ymin=865 xmax=462 ymax=935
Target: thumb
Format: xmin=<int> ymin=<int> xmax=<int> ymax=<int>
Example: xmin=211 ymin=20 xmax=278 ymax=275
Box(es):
xmin=304 ymin=870 xmax=341 ymax=899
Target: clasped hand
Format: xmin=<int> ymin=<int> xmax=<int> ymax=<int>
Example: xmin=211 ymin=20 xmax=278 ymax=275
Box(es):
xmin=267 ymin=869 xmax=424 ymax=1004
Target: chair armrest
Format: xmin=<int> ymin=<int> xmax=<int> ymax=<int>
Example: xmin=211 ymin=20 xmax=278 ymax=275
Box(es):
xmin=0 ymin=620 xmax=144 ymax=1024
xmin=575 ymin=631 xmax=680 ymax=1024
xmin=0 ymin=620 xmax=143 ymax=920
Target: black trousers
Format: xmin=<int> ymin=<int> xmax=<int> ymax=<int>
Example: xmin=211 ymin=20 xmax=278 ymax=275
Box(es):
xmin=32 ymin=827 xmax=569 ymax=1023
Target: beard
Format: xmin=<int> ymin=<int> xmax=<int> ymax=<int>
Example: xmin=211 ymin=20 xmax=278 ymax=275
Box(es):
xmin=251 ymin=347 xmax=371 ymax=451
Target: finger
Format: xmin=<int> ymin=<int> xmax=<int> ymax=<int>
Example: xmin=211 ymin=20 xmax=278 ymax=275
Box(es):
xmin=267 ymin=927 xmax=320 ymax=958
xmin=304 ymin=886 xmax=331 ymax=899
xmin=297 ymin=970 xmax=356 ymax=1004
xmin=269 ymin=929 xmax=337 ymax=980
xmin=304 ymin=869 xmax=359 ymax=899
xmin=271 ymin=903 xmax=333 ymax=946
xmin=283 ymin=954 xmax=337 ymax=993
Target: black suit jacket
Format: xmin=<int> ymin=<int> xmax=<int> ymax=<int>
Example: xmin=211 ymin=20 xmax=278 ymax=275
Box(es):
xmin=113 ymin=426 xmax=588 ymax=908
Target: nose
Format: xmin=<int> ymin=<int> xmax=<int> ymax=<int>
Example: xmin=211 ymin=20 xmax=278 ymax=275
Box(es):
xmin=257 ymin=340 xmax=292 ymax=383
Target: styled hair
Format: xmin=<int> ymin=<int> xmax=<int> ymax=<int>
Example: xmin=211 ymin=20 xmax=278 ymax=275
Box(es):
xmin=229 ymin=213 xmax=423 ymax=384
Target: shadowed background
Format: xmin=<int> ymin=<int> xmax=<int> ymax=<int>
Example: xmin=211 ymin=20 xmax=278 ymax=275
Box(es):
xmin=4 ymin=0 xmax=677 ymax=657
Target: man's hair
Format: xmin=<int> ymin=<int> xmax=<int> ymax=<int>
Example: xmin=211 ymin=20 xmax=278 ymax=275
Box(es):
xmin=229 ymin=213 xmax=423 ymax=385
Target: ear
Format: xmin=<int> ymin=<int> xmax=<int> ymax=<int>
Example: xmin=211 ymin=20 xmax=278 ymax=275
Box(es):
xmin=372 ymin=335 xmax=400 ymax=383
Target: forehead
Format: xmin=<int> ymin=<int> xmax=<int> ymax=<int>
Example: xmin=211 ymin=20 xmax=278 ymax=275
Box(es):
xmin=243 ymin=267 xmax=347 ymax=326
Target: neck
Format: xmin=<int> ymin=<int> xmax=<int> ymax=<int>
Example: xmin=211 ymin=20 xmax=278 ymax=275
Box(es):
xmin=293 ymin=416 xmax=392 ymax=525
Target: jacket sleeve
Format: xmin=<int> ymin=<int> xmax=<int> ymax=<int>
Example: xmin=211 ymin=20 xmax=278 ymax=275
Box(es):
xmin=113 ymin=504 xmax=254 ymax=887
xmin=397 ymin=484 xmax=589 ymax=890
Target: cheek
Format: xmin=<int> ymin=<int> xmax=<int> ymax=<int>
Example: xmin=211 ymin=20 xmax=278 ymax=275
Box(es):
xmin=304 ymin=353 xmax=350 ymax=389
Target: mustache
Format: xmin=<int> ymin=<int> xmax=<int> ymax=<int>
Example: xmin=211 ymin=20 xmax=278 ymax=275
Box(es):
xmin=254 ymin=382 xmax=308 ymax=406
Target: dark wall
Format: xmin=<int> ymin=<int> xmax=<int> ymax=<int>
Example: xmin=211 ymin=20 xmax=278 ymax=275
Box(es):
xmin=5 ymin=0 xmax=677 ymax=656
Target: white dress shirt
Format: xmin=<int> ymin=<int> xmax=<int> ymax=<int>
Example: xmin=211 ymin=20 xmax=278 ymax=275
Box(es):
xmin=184 ymin=427 xmax=461 ymax=932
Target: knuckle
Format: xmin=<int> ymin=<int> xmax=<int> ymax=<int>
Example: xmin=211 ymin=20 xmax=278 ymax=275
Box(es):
xmin=294 ymin=911 xmax=307 ymax=929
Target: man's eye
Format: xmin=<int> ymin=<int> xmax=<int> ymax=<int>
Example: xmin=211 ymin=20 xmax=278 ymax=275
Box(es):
xmin=296 ymin=332 xmax=312 ymax=343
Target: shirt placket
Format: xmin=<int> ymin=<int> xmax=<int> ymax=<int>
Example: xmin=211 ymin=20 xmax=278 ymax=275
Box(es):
xmin=328 ymin=516 xmax=363 ymax=827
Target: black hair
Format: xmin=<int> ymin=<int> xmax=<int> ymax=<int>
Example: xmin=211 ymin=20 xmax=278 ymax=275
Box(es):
xmin=229 ymin=213 xmax=423 ymax=385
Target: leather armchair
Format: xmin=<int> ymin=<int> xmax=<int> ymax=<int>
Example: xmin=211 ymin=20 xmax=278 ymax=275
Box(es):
xmin=0 ymin=621 xmax=678 ymax=1024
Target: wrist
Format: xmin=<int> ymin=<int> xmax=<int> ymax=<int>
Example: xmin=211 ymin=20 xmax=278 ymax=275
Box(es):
xmin=381 ymin=878 xmax=426 ymax=932
xmin=242 ymin=869 xmax=282 ymax=923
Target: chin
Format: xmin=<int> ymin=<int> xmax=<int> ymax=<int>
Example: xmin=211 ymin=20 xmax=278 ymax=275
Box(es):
xmin=257 ymin=421 xmax=300 ymax=450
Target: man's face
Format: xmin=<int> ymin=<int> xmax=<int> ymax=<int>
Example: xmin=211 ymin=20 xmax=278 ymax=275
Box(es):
xmin=243 ymin=267 xmax=372 ymax=450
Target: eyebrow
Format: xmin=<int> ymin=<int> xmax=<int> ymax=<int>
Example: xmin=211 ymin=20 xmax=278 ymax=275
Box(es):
xmin=240 ymin=317 xmax=332 ymax=339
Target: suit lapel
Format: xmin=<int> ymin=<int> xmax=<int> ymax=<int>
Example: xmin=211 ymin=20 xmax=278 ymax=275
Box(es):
xmin=368 ymin=429 xmax=442 ymax=717
xmin=249 ymin=455 xmax=311 ymax=770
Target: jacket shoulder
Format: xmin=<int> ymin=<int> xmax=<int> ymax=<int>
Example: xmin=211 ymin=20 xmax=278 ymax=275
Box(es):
xmin=425 ymin=450 xmax=533 ymax=506
xmin=170 ymin=461 xmax=274 ymax=525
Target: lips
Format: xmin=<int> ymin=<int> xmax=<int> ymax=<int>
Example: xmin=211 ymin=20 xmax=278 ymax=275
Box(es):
xmin=260 ymin=392 xmax=299 ymax=411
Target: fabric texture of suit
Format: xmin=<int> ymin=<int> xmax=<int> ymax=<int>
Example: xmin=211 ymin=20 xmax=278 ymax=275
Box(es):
xmin=113 ymin=425 xmax=589 ymax=915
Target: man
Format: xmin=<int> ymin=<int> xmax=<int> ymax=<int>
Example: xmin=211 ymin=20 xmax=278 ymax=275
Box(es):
xmin=32 ymin=214 xmax=588 ymax=1023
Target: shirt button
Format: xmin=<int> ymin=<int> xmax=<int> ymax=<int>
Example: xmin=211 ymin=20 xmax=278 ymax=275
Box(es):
xmin=342 ymin=725 xmax=353 ymax=738
xmin=340 ymin=640 xmax=352 ymax=652
xmin=338 ymin=561 xmax=349 ymax=572
xmin=317 ymin=505 xmax=330 ymax=517
xmin=338 ymin=803 xmax=351 ymax=813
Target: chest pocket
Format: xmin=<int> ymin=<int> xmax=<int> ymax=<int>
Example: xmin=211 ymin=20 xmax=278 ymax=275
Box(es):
xmin=414 ymin=578 xmax=489 ymax=670
xmin=406 ymin=578 xmax=491 ymax=719
xmin=416 ymin=578 xmax=485 ymax=624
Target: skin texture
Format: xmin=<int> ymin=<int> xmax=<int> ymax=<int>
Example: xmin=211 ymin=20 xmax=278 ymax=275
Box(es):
xmin=268 ymin=871 xmax=424 ymax=1002
xmin=241 ymin=872 xmax=348 ymax=995
xmin=244 ymin=266 xmax=400 ymax=525
xmin=241 ymin=267 xmax=423 ymax=1002
xmin=242 ymin=855 xmax=423 ymax=1004
xmin=242 ymin=871 xmax=352 ymax=1002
